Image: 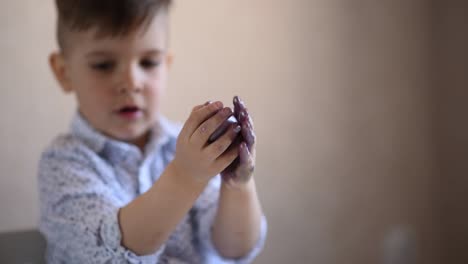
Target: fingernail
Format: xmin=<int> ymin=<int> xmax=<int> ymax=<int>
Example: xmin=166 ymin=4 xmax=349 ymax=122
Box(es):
xmin=234 ymin=125 xmax=241 ymax=133
xmin=233 ymin=96 xmax=240 ymax=103
xmin=222 ymin=107 xmax=232 ymax=115
xmin=204 ymin=101 xmax=212 ymax=106
xmin=214 ymin=101 xmax=223 ymax=108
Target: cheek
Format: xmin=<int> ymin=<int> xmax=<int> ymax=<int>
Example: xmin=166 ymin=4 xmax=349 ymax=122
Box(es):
xmin=143 ymin=86 xmax=165 ymax=120
xmin=145 ymin=86 xmax=162 ymax=109
xmin=71 ymin=69 xmax=99 ymax=92
xmin=73 ymin=79 xmax=114 ymax=110
xmin=146 ymin=70 xmax=167 ymax=102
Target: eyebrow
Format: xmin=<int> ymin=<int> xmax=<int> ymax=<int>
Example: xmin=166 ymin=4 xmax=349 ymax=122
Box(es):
xmin=85 ymin=49 xmax=165 ymax=58
xmin=143 ymin=49 xmax=165 ymax=56
xmin=85 ymin=51 xmax=114 ymax=58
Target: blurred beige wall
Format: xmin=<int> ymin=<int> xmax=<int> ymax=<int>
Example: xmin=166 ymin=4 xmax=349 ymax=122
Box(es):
xmin=0 ymin=1 xmax=76 ymax=232
xmin=1 ymin=1 xmax=466 ymax=263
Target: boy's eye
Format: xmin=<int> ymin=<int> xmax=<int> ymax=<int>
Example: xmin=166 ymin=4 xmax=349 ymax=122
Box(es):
xmin=140 ymin=59 xmax=161 ymax=69
xmin=90 ymin=61 xmax=115 ymax=72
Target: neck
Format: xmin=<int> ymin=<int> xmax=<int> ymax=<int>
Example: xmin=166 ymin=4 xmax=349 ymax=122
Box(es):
xmin=130 ymin=131 xmax=151 ymax=153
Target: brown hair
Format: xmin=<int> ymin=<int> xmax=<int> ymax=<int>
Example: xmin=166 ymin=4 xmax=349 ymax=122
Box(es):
xmin=55 ymin=0 xmax=172 ymax=51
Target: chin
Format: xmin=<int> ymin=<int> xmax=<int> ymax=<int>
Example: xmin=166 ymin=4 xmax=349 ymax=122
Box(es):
xmin=112 ymin=125 xmax=149 ymax=142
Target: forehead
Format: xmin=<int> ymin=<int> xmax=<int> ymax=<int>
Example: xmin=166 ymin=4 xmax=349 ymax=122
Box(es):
xmin=66 ymin=12 xmax=169 ymax=56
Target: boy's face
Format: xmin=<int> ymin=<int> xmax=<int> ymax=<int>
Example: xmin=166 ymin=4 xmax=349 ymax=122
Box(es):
xmin=50 ymin=13 xmax=172 ymax=148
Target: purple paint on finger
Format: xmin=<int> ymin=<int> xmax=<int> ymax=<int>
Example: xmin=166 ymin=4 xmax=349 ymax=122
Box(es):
xmin=208 ymin=115 xmax=238 ymax=143
xmin=220 ymin=96 xmax=256 ymax=183
xmin=239 ymin=110 xmax=247 ymax=123
xmin=237 ymin=97 xmax=247 ymax=110
xmin=233 ymin=96 xmax=242 ymax=120
xmin=241 ymin=123 xmax=255 ymax=151
xmin=239 ymin=142 xmax=249 ymax=164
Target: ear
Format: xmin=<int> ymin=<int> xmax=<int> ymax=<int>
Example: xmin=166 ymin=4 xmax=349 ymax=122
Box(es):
xmin=166 ymin=51 xmax=174 ymax=69
xmin=49 ymin=52 xmax=74 ymax=93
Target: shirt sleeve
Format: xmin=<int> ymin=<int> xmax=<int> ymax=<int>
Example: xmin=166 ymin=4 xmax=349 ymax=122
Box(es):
xmin=193 ymin=176 xmax=268 ymax=264
xmin=37 ymin=143 xmax=165 ymax=264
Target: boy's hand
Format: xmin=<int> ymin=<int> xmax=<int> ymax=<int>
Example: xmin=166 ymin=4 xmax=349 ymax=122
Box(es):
xmin=171 ymin=101 xmax=242 ymax=184
xmin=221 ymin=96 xmax=256 ymax=187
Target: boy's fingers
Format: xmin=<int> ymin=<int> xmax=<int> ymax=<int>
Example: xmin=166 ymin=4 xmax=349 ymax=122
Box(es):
xmin=239 ymin=142 xmax=255 ymax=175
xmin=221 ymin=156 xmax=239 ymax=175
xmin=204 ymin=123 xmax=241 ymax=159
xmin=192 ymin=105 xmax=202 ymax=112
xmin=239 ymin=142 xmax=249 ymax=165
xmin=239 ymin=109 xmax=248 ymax=123
xmin=239 ymin=108 xmax=255 ymax=130
xmin=233 ymin=96 xmax=242 ymax=120
xmin=234 ymin=96 xmax=249 ymax=123
xmin=241 ymin=122 xmax=256 ymax=151
xmin=237 ymin=109 xmax=255 ymax=151
xmin=245 ymin=110 xmax=255 ymax=130
xmin=191 ymin=101 xmax=212 ymax=112
xmin=182 ymin=101 xmax=223 ymax=140
xmin=208 ymin=116 xmax=238 ymax=143
xmin=235 ymin=96 xmax=247 ymax=112
xmin=215 ymin=138 xmax=241 ymax=170
xmin=191 ymin=107 xmax=232 ymax=146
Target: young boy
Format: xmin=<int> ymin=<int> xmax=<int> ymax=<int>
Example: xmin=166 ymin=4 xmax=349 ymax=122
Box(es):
xmin=38 ymin=0 xmax=267 ymax=263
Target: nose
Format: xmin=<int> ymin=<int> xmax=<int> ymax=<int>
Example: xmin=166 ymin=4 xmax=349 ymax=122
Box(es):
xmin=118 ymin=64 xmax=143 ymax=94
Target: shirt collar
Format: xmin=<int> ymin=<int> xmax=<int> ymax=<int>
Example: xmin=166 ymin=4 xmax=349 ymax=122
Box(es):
xmin=70 ymin=111 xmax=181 ymax=159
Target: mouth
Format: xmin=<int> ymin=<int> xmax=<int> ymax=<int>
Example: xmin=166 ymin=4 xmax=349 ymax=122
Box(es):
xmin=116 ymin=105 xmax=143 ymax=119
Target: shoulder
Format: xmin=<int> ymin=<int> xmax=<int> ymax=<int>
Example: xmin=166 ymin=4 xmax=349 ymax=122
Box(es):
xmin=40 ymin=133 xmax=97 ymax=164
xmin=37 ymin=133 xmax=114 ymax=195
xmin=38 ymin=134 xmax=105 ymax=184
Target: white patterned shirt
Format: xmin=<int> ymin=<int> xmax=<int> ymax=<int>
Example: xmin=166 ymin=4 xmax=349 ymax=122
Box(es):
xmin=38 ymin=112 xmax=267 ymax=264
